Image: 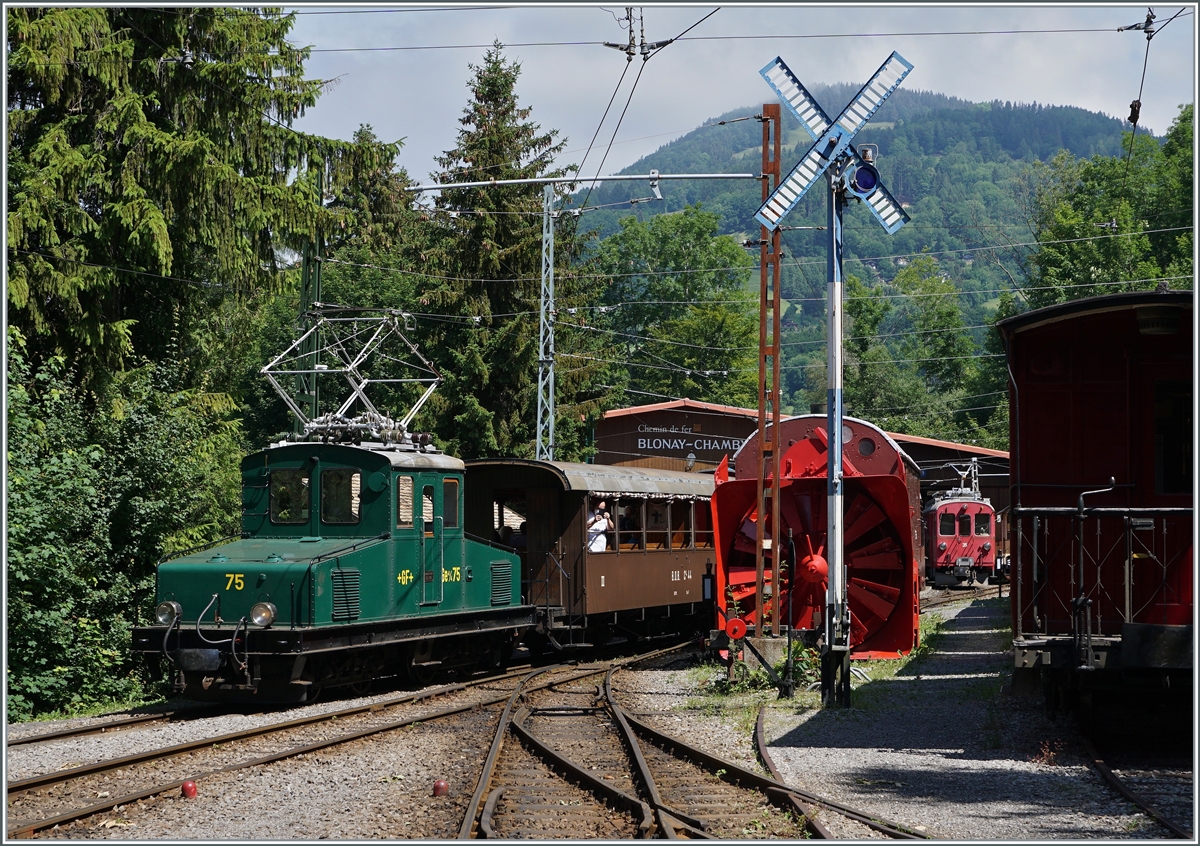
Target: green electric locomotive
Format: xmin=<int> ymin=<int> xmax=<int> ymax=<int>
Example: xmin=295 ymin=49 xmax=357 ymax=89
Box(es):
xmin=131 ymin=439 xmax=532 ymax=702
xmin=131 ymin=307 xmax=534 ymax=702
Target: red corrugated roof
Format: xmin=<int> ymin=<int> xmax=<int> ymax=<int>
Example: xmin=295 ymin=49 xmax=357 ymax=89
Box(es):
xmin=602 ymin=399 xmax=763 ymax=420
xmin=602 ymin=401 xmax=1009 ymax=458
xmin=886 ymin=431 xmax=1009 ymax=459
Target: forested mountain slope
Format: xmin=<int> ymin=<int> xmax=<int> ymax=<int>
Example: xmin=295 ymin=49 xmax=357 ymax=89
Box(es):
xmin=573 ymin=88 xmax=1141 ymax=393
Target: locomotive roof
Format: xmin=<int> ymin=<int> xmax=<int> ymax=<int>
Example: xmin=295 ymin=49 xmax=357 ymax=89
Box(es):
xmin=995 ymin=289 xmax=1193 ymax=336
xmin=258 ymin=441 xmax=465 ymax=471
xmin=464 ymin=458 xmax=715 ymax=500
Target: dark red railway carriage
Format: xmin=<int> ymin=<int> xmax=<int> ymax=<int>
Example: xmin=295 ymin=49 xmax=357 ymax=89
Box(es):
xmin=997 ymin=290 xmax=1193 ymax=709
xmin=712 ymin=415 xmax=923 ymax=658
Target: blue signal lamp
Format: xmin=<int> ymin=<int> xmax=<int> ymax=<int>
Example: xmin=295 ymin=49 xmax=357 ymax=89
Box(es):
xmin=846 ymin=161 xmax=879 ymax=199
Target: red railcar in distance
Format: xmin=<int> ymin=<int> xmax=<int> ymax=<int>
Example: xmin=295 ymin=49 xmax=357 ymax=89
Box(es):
xmin=712 ymin=415 xmax=923 ymax=658
xmin=997 ymin=290 xmax=1193 ymax=711
xmin=923 ymin=460 xmax=998 ymax=587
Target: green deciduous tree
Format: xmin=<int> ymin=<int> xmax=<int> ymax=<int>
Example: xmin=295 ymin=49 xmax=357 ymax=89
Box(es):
xmin=891 ymin=256 xmax=976 ymax=393
xmin=837 ymin=259 xmax=986 ymax=443
xmin=6 ymin=328 xmax=243 ymax=721
xmin=1017 ymin=103 xmax=1193 ymax=308
xmin=589 ymin=206 xmax=757 ymax=406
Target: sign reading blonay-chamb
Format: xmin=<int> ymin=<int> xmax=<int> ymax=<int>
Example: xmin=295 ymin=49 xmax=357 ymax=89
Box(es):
xmin=595 ymin=400 xmax=759 ymax=471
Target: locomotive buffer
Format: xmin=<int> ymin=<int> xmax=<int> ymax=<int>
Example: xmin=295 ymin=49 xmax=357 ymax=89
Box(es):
xmin=756 ymin=51 xmax=912 ymax=706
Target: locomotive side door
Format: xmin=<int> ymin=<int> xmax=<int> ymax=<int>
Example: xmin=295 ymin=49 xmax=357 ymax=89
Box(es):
xmin=419 ymin=475 xmax=444 ymax=605
xmin=394 ymin=473 xmax=421 ymax=610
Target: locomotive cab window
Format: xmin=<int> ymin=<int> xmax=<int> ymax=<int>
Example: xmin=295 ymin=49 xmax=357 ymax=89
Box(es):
xmin=939 ymin=513 xmax=955 ymax=536
xmin=443 ymin=478 xmax=459 ymax=529
xmin=974 ymin=513 xmax=991 ymax=536
xmin=270 ymin=469 xmax=310 ymax=524
xmin=396 ymin=476 xmax=414 ymax=528
xmin=957 ymin=513 xmax=971 ymax=536
xmin=321 ymin=468 xmax=361 ymax=524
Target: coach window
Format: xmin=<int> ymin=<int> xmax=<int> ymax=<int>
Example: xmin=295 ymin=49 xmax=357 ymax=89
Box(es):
xmin=694 ymin=501 xmax=714 ymax=549
xmin=443 ymin=478 xmax=460 ymax=529
xmin=1155 ymin=380 xmax=1192 ymax=495
xmin=957 ymin=512 xmax=971 ymax=537
xmin=617 ymin=499 xmax=644 ymax=549
xmin=646 ymin=500 xmax=670 ymax=550
xmin=270 ymin=469 xmax=310 ymax=524
xmin=671 ymin=500 xmax=693 ymax=549
xmin=321 ymin=468 xmax=361 ymax=524
xmin=422 ymin=485 xmax=435 ymax=534
xmin=974 ymin=512 xmax=991 ymax=536
xmin=396 ymin=476 xmax=414 ymax=528
xmin=939 ymin=512 xmax=955 ymax=536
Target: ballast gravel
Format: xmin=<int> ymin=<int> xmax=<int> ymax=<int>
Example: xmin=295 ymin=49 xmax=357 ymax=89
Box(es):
xmin=6 ymin=598 xmax=1181 ymax=839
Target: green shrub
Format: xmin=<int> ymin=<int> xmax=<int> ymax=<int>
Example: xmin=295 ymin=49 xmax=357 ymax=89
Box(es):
xmin=6 ymin=328 xmax=243 ymax=721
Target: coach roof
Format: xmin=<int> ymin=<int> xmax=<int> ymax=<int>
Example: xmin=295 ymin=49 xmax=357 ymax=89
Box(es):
xmin=464 ymin=458 xmax=715 ymax=500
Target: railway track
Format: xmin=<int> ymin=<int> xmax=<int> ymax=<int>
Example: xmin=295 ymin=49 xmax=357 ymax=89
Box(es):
xmin=921 ymin=583 xmax=1006 ymax=613
xmin=461 ymin=665 xmax=820 ymax=839
xmin=460 ymin=656 xmax=938 ymax=840
xmin=6 ymin=650 xmax=681 ymax=840
xmin=6 ymin=672 xmax=515 ymax=837
xmin=1083 ymin=736 xmax=1194 ymax=839
xmin=8 ymin=642 xmax=981 ymax=840
xmin=461 ymin=670 xmax=653 ymax=839
xmin=6 ymin=706 xmax=232 ymax=749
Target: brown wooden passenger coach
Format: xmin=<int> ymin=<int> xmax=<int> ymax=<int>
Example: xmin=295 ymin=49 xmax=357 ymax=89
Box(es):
xmin=465 ymin=460 xmax=715 ymax=647
xmin=998 ymin=290 xmax=1193 ymax=712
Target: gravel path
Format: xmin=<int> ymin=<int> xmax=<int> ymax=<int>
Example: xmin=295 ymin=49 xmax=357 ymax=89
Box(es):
xmin=760 ymin=597 xmax=1170 ymax=839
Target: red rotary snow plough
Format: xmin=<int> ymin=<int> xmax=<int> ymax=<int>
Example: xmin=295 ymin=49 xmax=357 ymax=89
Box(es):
xmin=712 ymin=415 xmax=923 ymax=658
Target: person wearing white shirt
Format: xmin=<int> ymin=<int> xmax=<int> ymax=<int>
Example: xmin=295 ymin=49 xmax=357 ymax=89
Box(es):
xmin=587 ymin=498 xmax=614 ymax=553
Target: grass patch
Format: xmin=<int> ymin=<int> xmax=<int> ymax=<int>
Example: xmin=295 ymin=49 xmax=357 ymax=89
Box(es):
xmin=685 ymin=662 xmax=725 ymax=687
xmin=25 ymin=693 xmax=165 ymax=723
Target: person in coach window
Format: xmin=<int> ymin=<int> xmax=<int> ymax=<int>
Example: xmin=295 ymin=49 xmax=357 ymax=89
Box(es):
xmin=587 ymin=498 xmax=614 ymax=553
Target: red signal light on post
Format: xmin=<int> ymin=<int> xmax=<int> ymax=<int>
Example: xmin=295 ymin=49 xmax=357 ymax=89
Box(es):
xmin=725 ymin=618 xmax=747 ymax=640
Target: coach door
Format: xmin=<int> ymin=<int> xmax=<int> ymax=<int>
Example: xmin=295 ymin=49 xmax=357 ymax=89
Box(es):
xmin=526 ymin=487 xmax=560 ymax=607
xmin=419 ymin=475 xmax=443 ymax=605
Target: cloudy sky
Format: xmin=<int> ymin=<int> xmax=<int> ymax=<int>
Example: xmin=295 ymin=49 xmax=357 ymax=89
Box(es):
xmin=285 ymin=4 xmax=1195 ymax=181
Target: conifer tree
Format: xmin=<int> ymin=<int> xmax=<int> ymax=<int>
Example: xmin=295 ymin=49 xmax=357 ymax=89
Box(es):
xmin=420 ymin=42 xmax=602 ymax=458
xmin=6 ymin=7 xmax=401 ymax=381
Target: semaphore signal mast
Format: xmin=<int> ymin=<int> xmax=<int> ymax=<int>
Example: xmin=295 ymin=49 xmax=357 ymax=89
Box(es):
xmin=755 ymin=51 xmax=913 ymax=707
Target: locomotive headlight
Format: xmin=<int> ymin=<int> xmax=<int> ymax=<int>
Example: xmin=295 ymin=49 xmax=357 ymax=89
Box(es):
xmin=983 ymin=542 xmax=992 ymax=552
xmin=250 ymin=602 xmax=277 ymax=628
xmin=937 ymin=542 xmax=948 ymax=552
xmin=156 ymin=601 xmax=183 ymax=625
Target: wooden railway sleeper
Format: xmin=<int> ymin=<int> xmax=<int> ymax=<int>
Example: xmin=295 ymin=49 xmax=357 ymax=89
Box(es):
xmin=608 ymin=669 xmax=812 ymax=838
xmin=603 ymin=668 xmax=711 ymax=833
xmin=510 ymin=706 xmax=655 ymax=838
